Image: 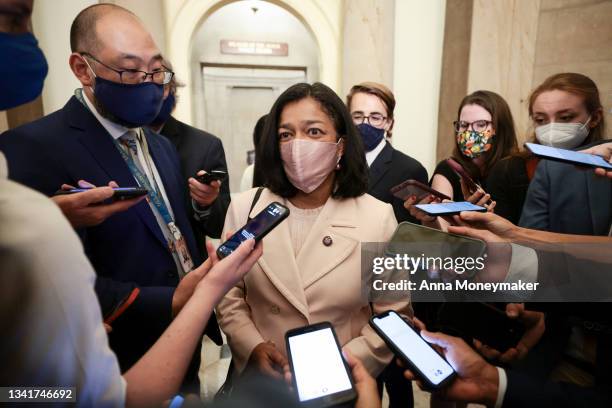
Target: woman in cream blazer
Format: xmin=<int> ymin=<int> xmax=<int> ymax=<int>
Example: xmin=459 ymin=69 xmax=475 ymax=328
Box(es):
xmin=217 ymin=83 xmax=411 ymax=377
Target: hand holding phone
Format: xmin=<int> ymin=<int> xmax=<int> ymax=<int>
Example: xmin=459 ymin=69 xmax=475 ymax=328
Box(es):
xmin=391 ymin=179 xmax=451 ymax=202
xmin=400 ymin=326 xmax=500 ymax=406
xmin=286 ymin=322 xmax=357 ymax=407
xmin=195 ymin=170 xmax=227 ymax=185
xmin=217 ymin=202 xmax=289 ymax=259
xmin=370 ymin=311 xmax=455 ymax=389
xmin=54 ymin=186 xmax=149 ymax=200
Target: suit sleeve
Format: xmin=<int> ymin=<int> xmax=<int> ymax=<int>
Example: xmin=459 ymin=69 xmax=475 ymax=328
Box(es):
xmin=503 ymin=369 xmax=611 ymax=407
xmin=343 ymin=204 xmax=413 ymax=376
xmin=0 ymin=128 xmax=70 ymax=196
xmin=216 ymin=192 xmax=265 ymax=372
xmin=196 ymin=137 xmax=231 ymax=238
xmin=519 ymin=160 xmax=551 ymax=230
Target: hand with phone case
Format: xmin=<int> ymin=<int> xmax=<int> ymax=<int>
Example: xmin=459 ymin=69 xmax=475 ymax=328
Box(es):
xmin=188 ymin=170 xmax=225 ymax=207
xmin=51 ymin=180 xmax=146 ymax=228
xmin=399 ymin=318 xmax=501 ymax=407
xmin=471 ymin=303 xmax=545 ymax=364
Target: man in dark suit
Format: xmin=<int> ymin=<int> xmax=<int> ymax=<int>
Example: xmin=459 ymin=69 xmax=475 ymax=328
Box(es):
xmin=347 ymin=82 xmax=428 ymax=224
xmin=149 ymin=72 xmax=231 ymax=252
xmin=0 ymin=3 xmax=219 ymax=384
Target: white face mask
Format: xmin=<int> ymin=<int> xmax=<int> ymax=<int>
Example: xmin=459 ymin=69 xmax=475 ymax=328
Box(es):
xmin=535 ymin=116 xmax=591 ymax=149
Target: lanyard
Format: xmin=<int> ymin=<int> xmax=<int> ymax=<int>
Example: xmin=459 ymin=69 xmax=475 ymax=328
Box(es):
xmin=113 ymin=134 xmax=182 ymax=240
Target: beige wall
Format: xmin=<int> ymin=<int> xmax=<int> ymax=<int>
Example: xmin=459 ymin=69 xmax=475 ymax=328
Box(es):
xmin=341 ymin=0 xmax=395 ymax=97
xmin=533 ymin=0 xmax=612 ymax=138
xmin=467 ymin=0 xmax=541 ymax=141
xmin=392 ymin=0 xmax=446 ymax=174
xmin=32 ymin=0 xmax=98 ymax=115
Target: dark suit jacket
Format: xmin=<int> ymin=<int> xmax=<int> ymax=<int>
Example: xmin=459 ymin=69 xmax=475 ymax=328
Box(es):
xmin=0 ymin=96 xmax=219 ymax=371
xmin=368 ymin=142 xmax=428 ymax=223
xmin=519 ymin=142 xmax=612 ymax=235
xmin=159 ymin=116 xmax=230 ymax=245
xmin=504 ymin=368 xmax=612 ymax=407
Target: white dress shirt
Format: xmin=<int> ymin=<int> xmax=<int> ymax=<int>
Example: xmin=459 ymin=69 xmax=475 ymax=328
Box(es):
xmin=366 ymin=138 xmax=387 ymax=167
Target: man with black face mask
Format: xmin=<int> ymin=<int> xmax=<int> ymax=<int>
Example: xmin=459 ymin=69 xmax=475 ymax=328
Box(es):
xmin=0 ymin=2 xmax=221 ymax=389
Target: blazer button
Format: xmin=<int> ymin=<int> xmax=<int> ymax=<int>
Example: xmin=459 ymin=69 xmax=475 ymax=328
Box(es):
xmin=270 ymin=304 xmax=280 ymax=315
xmin=322 ymin=235 xmax=333 ymax=246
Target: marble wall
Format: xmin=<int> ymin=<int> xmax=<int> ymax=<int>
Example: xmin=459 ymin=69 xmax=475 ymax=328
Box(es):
xmin=533 ymin=0 xmax=612 ymax=138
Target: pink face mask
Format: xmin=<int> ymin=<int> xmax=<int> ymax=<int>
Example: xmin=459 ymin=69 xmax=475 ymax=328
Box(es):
xmin=280 ymin=138 xmax=342 ymax=193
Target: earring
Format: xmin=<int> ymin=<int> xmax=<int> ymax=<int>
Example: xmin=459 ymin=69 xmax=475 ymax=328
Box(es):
xmin=336 ymin=163 xmax=341 ymax=170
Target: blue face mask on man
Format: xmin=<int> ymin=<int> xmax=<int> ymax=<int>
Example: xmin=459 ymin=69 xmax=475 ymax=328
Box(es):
xmin=84 ymin=57 xmax=164 ymax=127
xmin=356 ymin=123 xmax=385 ymax=152
xmin=0 ymin=32 xmax=48 ymax=110
xmin=150 ymin=93 xmax=175 ymax=128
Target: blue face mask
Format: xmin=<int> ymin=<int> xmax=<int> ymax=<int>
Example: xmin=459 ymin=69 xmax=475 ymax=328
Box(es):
xmin=0 ymin=32 xmax=48 ymax=110
xmin=357 ymin=123 xmax=385 ymax=152
xmin=150 ymin=93 xmax=175 ymax=128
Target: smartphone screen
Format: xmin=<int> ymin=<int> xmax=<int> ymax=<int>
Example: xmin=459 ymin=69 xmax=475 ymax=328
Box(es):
xmin=287 ymin=326 xmax=354 ymax=403
xmin=371 ymin=311 xmax=455 ymax=387
xmin=526 ymin=142 xmax=612 ymax=169
xmin=415 ymin=201 xmax=486 ymax=215
xmin=217 ymin=202 xmax=289 ymax=258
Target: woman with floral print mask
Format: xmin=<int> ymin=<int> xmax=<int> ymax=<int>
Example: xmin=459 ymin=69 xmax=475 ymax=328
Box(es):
xmin=405 ymin=90 xmax=519 ymax=231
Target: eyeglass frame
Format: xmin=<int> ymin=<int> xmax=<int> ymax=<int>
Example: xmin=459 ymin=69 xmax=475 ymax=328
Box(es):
xmin=453 ymin=119 xmax=493 ymax=133
xmin=351 ymin=112 xmax=388 ymax=128
xmin=80 ymin=52 xmax=174 ymax=85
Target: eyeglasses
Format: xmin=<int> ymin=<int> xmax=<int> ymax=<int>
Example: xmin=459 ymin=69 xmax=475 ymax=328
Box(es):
xmin=351 ymin=113 xmax=387 ymax=128
xmin=81 ymin=53 xmax=174 ymax=85
xmin=453 ymin=120 xmax=492 ymax=133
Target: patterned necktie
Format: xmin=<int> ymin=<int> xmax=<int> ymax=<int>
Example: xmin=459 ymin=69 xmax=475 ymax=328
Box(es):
xmin=120 ymin=130 xmax=140 ymax=158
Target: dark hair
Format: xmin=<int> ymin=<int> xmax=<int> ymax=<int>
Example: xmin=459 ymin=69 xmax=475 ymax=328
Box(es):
xmin=70 ymin=4 xmax=134 ymax=53
xmin=527 ymin=72 xmax=605 ymax=145
xmin=255 ymin=82 xmax=368 ymax=198
xmin=346 ymin=82 xmax=396 ymax=136
xmin=252 ymin=114 xmax=268 ymax=188
xmin=451 ymin=90 xmax=518 ymax=180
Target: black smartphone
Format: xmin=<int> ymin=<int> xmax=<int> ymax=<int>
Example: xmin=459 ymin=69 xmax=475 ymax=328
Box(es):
xmin=370 ymin=310 xmax=456 ymax=389
xmin=53 ymin=187 xmax=148 ymax=200
xmin=385 ymin=221 xmax=486 ymax=262
xmin=286 ymin=322 xmax=357 ymax=407
xmin=390 ymin=179 xmax=451 ymax=202
xmin=196 ymin=170 xmax=227 ymax=184
xmin=525 ymin=142 xmax=612 ymax=170
xmin=436 ymin=302 xmax=525 ymax=352
xmin=414 ymin=201 xmax=487 ymax=216
xmin=216 ymin=202 xmax=289 ymax=259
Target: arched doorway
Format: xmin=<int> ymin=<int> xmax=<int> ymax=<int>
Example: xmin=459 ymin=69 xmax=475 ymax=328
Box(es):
xmin=167 ymin=0 xmax=340 ymax=124
xmin=189 ymin=1 xmax=320 ymax=192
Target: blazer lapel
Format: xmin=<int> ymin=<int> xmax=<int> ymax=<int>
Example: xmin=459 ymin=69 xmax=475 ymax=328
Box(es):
xmin=585 ymin=170 xmax=612 ymax=235
xmin=368 ymin=143 xmax=393 ymax=190
xmin=296 ymin=198 xmax=359 ymax=289
xmin=67 ymin=98 xmax=168 ymax=248
xmin=249 ymin=191 xmax=310 ymax=319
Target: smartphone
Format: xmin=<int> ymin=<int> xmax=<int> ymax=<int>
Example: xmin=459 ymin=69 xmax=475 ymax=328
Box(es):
xmin=414 ymin=201 xmax=486 ymax=216
xmin=53 ymin=187 xmax=148 ymax=200
xmin=216 ymin=202 xmax=289 ymax=259
xmin=525 ymin=142 xmax=612 ymax=170
xmin=385 ymin=221 xmax=486 ymax=261
xmin=286 ymin=322 xmax=356 ymax=407
xmin=390 ymin=179 xmax=451 ymax=202
xmin=445 ymin=158 xmax=486 ymax=197
xmin=436 ymin=302 xmax=525 ymax=352
xmin=195 ymin=170 xmax=227 ymax=184
xmin=370 ymin=311 xmax=455 ymax=389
